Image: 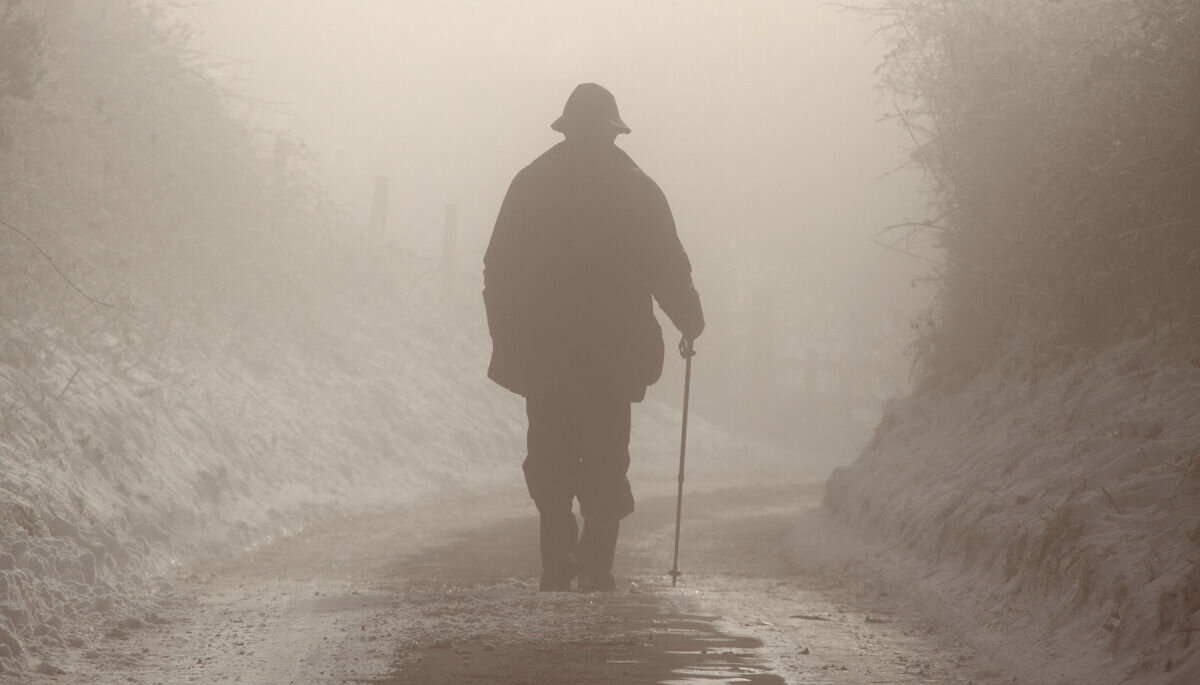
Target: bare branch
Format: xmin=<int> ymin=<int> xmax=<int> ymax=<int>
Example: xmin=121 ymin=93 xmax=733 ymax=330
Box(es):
xmin=0 ymin=215 xmax=136 ymax=319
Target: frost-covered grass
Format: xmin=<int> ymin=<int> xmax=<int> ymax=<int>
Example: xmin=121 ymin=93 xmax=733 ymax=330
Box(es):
xmin=819 ymin=336 xmax=1200 ymax=684
xmin=0 ymin=254 xmax=801 ymax=679
xmin=0 ymin=257 xmax=515 ymax=676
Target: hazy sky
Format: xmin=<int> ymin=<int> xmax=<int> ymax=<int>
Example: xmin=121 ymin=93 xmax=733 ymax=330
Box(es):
xmin=180 ymin=0 xmax=923 ymax=259
xmin=176 ymin=0 xmax=931 ymax=448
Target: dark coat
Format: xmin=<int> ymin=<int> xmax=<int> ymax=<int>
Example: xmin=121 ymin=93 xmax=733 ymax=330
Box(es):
xmin=483 ymin=139 xmax=703 ymax=401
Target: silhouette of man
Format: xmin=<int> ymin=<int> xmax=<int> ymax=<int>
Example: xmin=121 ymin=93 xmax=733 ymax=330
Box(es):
xmin=484 ymin=83 xmax=704 ymax=592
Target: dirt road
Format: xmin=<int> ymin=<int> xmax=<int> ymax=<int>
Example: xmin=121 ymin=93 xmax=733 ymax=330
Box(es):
xmin=45 ymin=484 xmax=1011 ymax=684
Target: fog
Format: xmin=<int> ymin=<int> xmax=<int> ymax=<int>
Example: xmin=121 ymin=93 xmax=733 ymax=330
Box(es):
xmin=179 ymin=0 xmax=931 ymax=459
xmin=6 ymin=2 xmax=1196 ymax=680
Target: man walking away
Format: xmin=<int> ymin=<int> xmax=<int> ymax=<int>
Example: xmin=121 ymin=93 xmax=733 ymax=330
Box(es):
xmin=483 ymin=83 xmax=704 ymax=592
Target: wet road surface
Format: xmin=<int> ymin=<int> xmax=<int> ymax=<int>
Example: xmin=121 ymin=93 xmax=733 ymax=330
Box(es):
xmin=48 ymin=484 xmax=1011 ymax=684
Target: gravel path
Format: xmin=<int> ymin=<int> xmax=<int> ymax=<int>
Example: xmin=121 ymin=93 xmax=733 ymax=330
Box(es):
xmin=39 ymin=485 xmax=1012 ymax=684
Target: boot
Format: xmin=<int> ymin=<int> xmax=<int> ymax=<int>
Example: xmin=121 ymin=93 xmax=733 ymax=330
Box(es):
xmin=576 ymin=517 xmax=619 ymax=592
xmin=537 ymin=507 xmax=578 ymax=591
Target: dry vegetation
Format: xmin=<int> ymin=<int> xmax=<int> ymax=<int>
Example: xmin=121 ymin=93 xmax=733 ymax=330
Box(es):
xmin=820 ymin=3 xmax=1200 ymax=679
xmin=1 ymin=2 xmax=350 ymax=326
xmin=871 ymin=0 xmax=1200 ymax=384
xmin=0 ymin=4 xmax=465 ymax=671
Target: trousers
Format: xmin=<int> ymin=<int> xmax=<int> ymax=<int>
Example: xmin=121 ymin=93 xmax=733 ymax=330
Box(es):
xmin=524 ymin=392 xmax=634 ymax=521
xmin=524 ymin=391 xmax=634 ymax=581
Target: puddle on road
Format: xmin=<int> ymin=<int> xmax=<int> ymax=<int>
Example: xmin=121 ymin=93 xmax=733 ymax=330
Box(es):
xmin=363 ymin=581 xmax=783 ymax=684
xmin=647 ymin=613 xmax=781 ymax=685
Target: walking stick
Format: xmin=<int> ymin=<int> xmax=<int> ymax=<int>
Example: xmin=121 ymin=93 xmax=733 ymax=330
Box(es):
xmin=668 ymin=336 xmax=695 ymax=587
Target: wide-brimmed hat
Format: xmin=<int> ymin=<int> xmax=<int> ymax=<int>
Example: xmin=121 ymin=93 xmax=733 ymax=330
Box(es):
xmin=550 ymin=83 xmax=631 ymax=135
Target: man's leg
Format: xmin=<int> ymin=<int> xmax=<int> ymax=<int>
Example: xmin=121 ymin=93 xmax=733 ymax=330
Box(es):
xmin=533 ymin=496 xmax=578 ymax=591
xmin=524 ymin=394 xmax=579 ymax=591
xmin=576 ymin=395 xmax=633 ymax=591
xmin=577 ymin=517 xmax=619 ymax=591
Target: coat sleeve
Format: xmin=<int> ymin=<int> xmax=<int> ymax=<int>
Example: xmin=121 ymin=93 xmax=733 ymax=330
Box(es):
xmin=642 ymin=177 xmax=705 ymax=340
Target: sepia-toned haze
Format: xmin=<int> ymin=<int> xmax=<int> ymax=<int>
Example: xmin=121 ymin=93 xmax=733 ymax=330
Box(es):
xmin=6 ymin=3 xmax=1199 ymax=681
xmin=179 ymin=0 xmax=932 ymax=460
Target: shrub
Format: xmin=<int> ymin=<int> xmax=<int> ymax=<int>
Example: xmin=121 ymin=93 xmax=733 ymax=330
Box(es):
xmin=0 ymin=2 xmax=349 ymax=336
xmin=874 ymin=0 xmax=1200 ymax=385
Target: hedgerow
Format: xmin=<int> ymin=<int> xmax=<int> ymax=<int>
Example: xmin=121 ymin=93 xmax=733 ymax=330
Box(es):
xmin=872 ymin=0 xmax=1200 ymax=385
xmin=0 ymin=1 xmax=345 ymax=336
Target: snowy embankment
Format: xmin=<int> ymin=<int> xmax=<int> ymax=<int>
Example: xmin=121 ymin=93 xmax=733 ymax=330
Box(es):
xmin=0 ymin=258 xmax=797 ymax=678
xmin=809 ymin=338 xmax=1200 ymax=684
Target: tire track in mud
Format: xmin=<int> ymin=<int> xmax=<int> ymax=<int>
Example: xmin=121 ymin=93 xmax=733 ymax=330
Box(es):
xmin=48 ymin=485 xmax=1010 ymax=684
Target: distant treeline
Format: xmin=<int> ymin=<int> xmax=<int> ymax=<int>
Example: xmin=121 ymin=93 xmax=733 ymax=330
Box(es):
xmin=875 ymin=0 xmax=1200 ymax=385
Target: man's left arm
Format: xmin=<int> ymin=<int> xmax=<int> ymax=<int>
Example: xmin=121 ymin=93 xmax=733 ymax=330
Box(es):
xmin=643 ymin=179 xmax=704 ymax=341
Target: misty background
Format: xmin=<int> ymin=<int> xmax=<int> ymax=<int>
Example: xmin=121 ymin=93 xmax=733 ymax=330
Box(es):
xmin=179 ymin=0 xmax=931 ymax=460
xmin=5 ymin=1 xmax=1199 ymax=681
